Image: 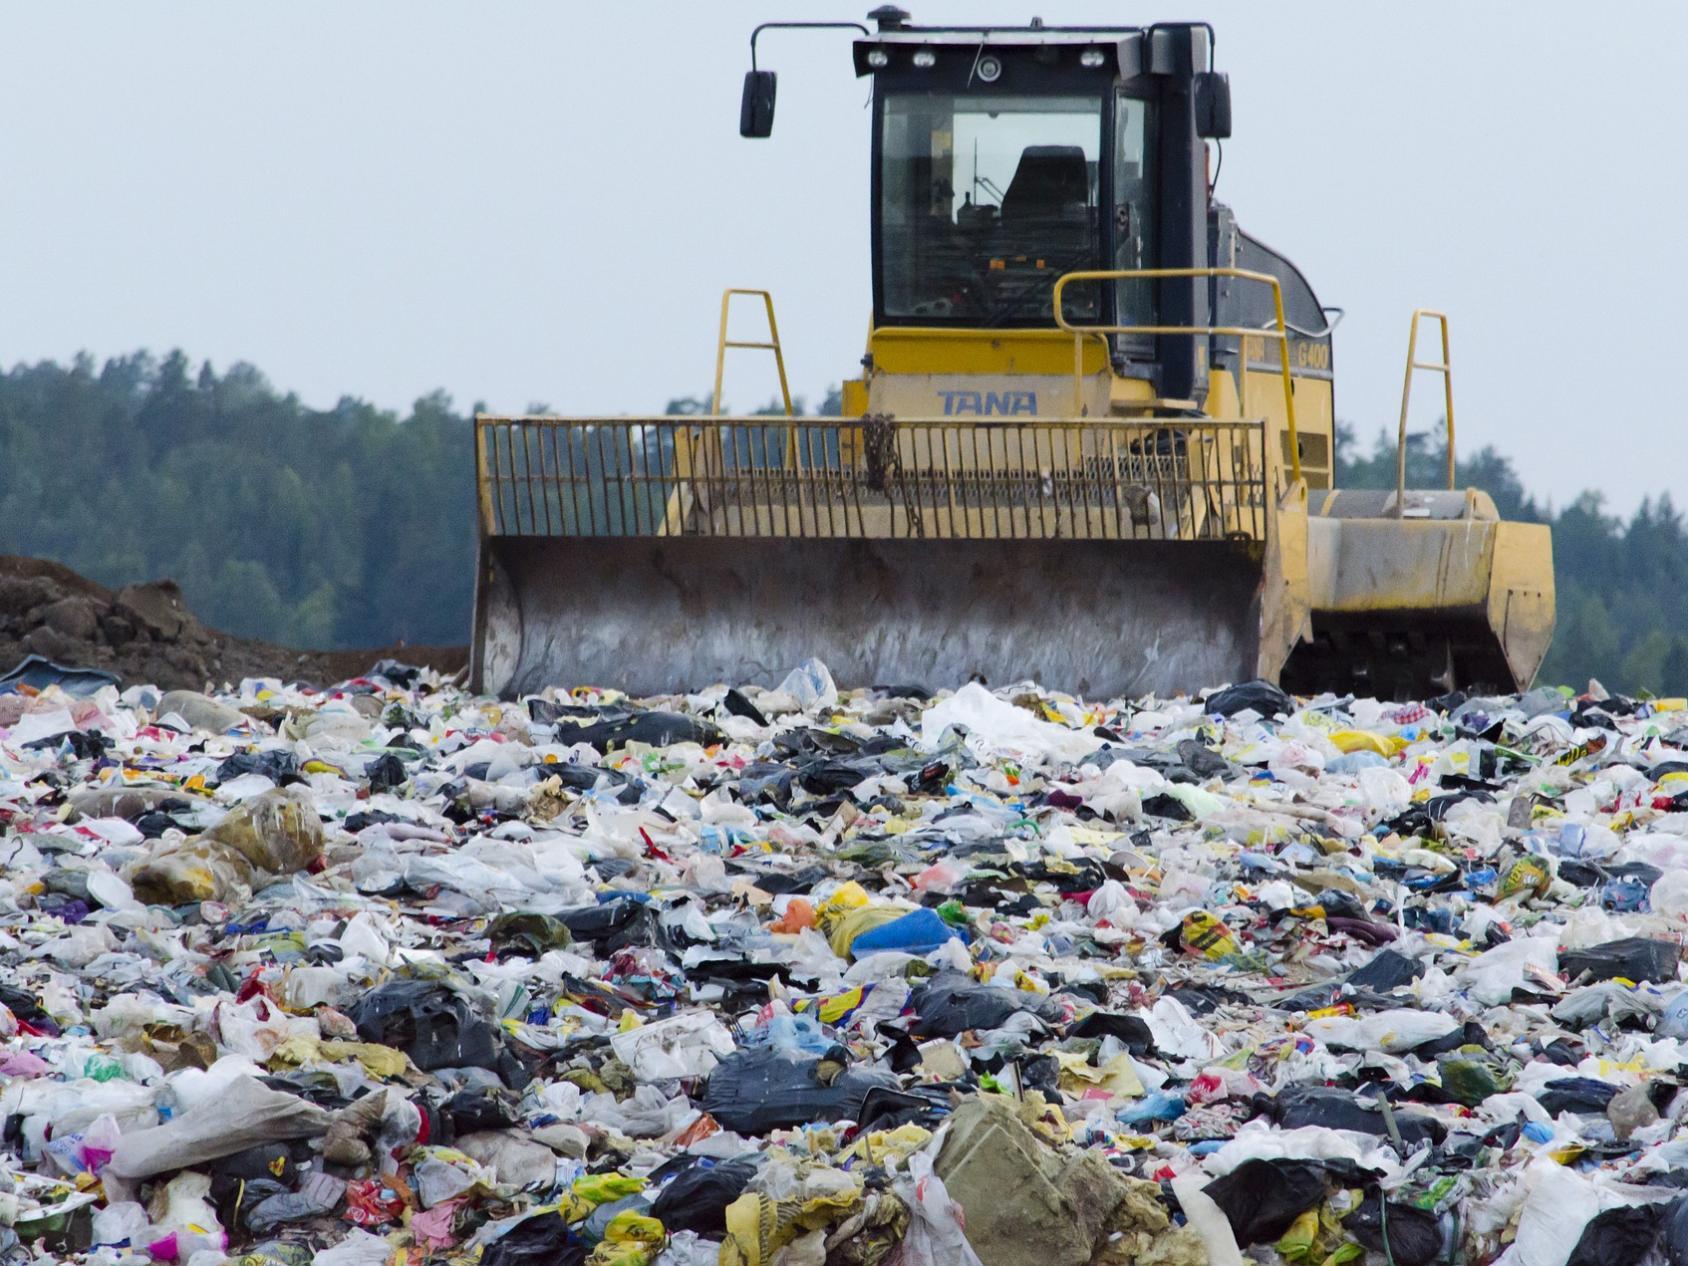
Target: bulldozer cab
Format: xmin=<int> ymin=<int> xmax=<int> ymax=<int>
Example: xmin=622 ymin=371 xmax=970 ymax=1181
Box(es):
xmin=854 ymin=18 xmax=1244 ymax=415
xmin=470 ymin=10 xmax=1554 ymax=702
xmin=866 ymin=27 xmax=1167 ymax=354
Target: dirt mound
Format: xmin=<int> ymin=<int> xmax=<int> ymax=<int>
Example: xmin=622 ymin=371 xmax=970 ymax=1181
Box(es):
xmin=0 ymin=555 xmax=466 ymax=690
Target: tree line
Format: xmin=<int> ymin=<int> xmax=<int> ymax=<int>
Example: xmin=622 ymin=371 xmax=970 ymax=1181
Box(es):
xmin=0 ymin=352 xmax=1681 ymax=694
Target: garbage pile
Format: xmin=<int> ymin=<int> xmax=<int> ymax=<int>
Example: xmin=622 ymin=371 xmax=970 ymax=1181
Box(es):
xmin=4 ymin=657 xmax=1688 ymax=1266
xmin=0 ymin=555 xmax=465 ymax=693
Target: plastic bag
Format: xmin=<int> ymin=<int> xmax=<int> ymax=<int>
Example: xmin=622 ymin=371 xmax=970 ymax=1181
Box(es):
xmin=1459 ymin=935 xmax=1559 ymax=1005
xmin=1559 ymin=936 xmax=1680 ymax=985
xmin=129 ymin=785 xmax=325 ymax=903
xmin=610 ymin=1010 xmax=737 ymax=1082
xmin=920 ymin=682 xmax=1102 ymax=765
xmin=1302 ymin=1008 xmax=1458 ymax=1054
xmin=907 ymin=975 xmax=1062 ymax=1040
xmin=701 ymin=1048 xmax=896 ymax=1134
xmin=1205 ymin=679 xmax=1292 ymax=719
xmin=893 ymin=1151 xmax=985 ymax=1266
xmin=106 ymin=1075 xmax=330 ymax=1180
xmin=775 ymin=658 xmax=839 ymax=712
xmin=349 ymin=980 xmax=503 ymax=1075
xmin=1509 ymin=1164 xmax=1603 ymax=1266
xmin=1201 ymin=1159 xmax=1328 ymax=1247
xmin=849 ymin=907 xmax=965 ymax=958
xmin=649 ymin=1156 xmax=761 ymax=1236
xmin=552 ymin=710 xmax=721 ymax=752
xmin=1345 ymin=1192 xmax=1442 ymax=1266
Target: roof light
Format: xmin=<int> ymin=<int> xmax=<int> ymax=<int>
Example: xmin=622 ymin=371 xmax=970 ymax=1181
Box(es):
xmin=1080 ymin=49 xmax=1106 ymax=68
xmin=976 ymin=54 xmax=1002 ymax=82
xmin=912 ymin=49 xmax=936 ymax=68
xmin=865 ymin=49 xmax=890 ymax=68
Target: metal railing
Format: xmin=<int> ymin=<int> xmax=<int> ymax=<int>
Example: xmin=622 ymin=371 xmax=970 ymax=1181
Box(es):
xmin=1051 ymin=266 xmax=1304 ymax=484
xmin=1395 ymin=308 xmax=1456 ymax=515
xmin=474 ymin=415 xmax=1268 ymax=543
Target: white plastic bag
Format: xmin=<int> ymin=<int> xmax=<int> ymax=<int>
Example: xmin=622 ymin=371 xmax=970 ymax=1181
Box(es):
xmin=775 ymin=658 xmax=839 ymax=712
xmin=893 ymin=1151 xmax=985 ymax=1266
xmin=1303 ymin=1008 xmax=1458 ymax=1054
xmin=920 ymin=683 xmax=1102 ymax=765
xmin=91 ymin=1199 xmax=150 ymax=1246
xmin=610 ymin=1010 xmax=737 ymax=1081
xmin=1459 ymin=935 xmax=1558 ymax=1005
xmin=1506 ymin=1163 xmax=1601 ymax=1266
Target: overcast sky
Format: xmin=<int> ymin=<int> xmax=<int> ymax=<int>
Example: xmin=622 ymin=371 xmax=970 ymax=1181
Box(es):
xmin=3 ymin=2 xmax=1683 ymax=513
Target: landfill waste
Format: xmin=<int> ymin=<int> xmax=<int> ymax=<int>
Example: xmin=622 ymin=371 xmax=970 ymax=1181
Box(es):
xmin=2 ymin=661 xmax=1688 ymax=1263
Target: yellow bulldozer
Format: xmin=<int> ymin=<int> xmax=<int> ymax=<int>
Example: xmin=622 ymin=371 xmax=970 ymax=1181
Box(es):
xmin=471 ymin=9 xmax=1554 ymax=701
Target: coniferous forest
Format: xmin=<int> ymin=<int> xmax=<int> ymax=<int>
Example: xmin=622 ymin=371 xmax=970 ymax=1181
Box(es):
xmin=1 ymin=351 xmax=1683 ymax=694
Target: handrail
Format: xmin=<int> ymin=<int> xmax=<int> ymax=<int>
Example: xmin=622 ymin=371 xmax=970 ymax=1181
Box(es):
xmin=470 ymin=414 xmax=1270 ymax=542
xmin=712 ymin=288 xmax=793 ymax=417
xmin=695 ymin=288 xmax=798 ymax=531
xmin=1051 ymin=266 xmax=1302 ymax=484
xmin=1394 ymin=308 xmax=1455 ymax=516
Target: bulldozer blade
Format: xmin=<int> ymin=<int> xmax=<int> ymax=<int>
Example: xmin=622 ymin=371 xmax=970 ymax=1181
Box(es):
xmin=472 ymin=535 xmax=1266 ymax=700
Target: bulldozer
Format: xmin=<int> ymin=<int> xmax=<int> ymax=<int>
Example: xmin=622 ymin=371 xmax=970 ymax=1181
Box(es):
xmin=471 ymin=9 xmax=1554 ymax=701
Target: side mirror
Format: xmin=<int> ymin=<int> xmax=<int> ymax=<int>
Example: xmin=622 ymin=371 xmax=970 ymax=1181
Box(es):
xmin=740 ymin=70 xmax=777 ymax=138
xmin=1193 ymin=71 xmax=1232 ymax=139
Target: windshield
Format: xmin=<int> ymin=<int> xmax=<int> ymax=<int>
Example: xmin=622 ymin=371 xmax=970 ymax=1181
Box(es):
xmin=879 ymin=92 xmax=1104 ymax=325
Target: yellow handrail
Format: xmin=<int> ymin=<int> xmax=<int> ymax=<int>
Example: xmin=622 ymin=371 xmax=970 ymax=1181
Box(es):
xmin=712 ymin=288 xmax=793 ymax=417
xmin=1052 ymin=266 xmax=1302 ymax=485
xmin=670 ymin=289 xmax=799 ymax=534
xmin=1395 ymin=308 xmax=1455 ymax=515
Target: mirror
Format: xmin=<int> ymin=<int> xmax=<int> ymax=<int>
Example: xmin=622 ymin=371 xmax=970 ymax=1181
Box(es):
xmin=1193 ymin=71 xmax=1231 ymax=139
xmin=740 ymin=70 xmax=777 ymax=138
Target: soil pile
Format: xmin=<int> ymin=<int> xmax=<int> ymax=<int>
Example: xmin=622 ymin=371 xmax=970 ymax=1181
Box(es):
xmin=0 ymin=555 xmax=465 ymax=689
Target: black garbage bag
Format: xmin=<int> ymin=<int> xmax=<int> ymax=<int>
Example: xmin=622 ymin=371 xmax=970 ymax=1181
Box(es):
xmin=368 ymin=658 xmax=423 ymax=687
xmin=215 ymin=749 xmax=302 ymax=786
xmin=906 ymin=975 xmax=1063 ymax=1039
xmin=481 ymin=1211 xmax=588 ymax=1266
xmin=350 ymin=980 xmax=501 ymax=1074
xmin=855 ymin=1085 xmax=953 ymax=1132
xmin=1568 ymin=1203 xmax=1666 ymax=1266
xmin=554 ymin=711 xmax=722 ymax=752
xmin=649 ymin=1155 xmax=761 ymax=1235
xmin=1205 ymin=679 xmax=1293 ymax=719
xmin=1560 ymin=937 xmax=1680 ymax=985
xmin=440 ymin=1086 xmax=521 ymax=1136
xmin=1176 ymin=738 xmax=1235 ymax=777
xmin=1411 ymin=1020 xmax=1494 ymax=1059
xmin=1662 ymin=1197 xmax=1688 ymax=1266
xmin=721 ymin=688 xmax=769 ymax=726
xmin=1066 ymin=1010 xmax=1156 ymax=1053
xmin=1536 ymin=1077 xmax=1620 ymax=1115
xmin=796 ymin=758 xmax=880 ymax=797
xmin=488 ymin=912 xmax=575 ymax=958
xmin=1268 ymin=1086 xmax=1443 ymax=1147
xmin=1202 ymin=1159 xmax=1329 ymax=1245
xmin=1346 ymin=1192 xmax=1442 ymax=1266
xmin=730 ymin=862 xmax=827 ymax=896
xmin=1142 ymin=792 xmax=1195 ymax=821
xmin=528 ymin=698 xmax=622 ymax=725
xmin=701 ymin=1048 xmax=897 ymax=1134
xmin=1345 ymin=948 xmax=1426 ymax=993
xmin=364 ymin=752 xmax=408 ymax=794
xmin=734 ymin=762 xmax=800 ymax=808
xmin=556 ymin=898 xmax=665 ymax=953
xmin=215 ymin=1143 xmax=299 ymax=1185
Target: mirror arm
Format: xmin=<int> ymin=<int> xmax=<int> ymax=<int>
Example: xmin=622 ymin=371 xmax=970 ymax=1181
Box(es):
xmin=749 ymin=21 xmax=872 ymax=72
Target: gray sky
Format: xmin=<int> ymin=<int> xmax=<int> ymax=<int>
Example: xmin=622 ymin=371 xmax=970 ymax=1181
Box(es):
xmin=3 ymin=2 xmax=1683 ymax=513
